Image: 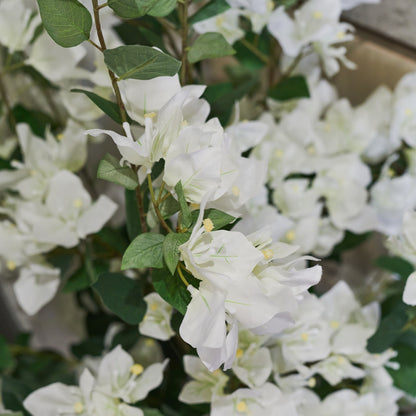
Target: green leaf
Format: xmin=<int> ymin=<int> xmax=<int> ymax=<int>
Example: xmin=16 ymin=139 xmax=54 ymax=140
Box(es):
xmin=375 ymin=255 xmax=414 ymax=280
xmin=188 ymin=32 xmax=235 ymax=64
xmin=191 ymin=209 xmax=236 ymax=231
xmin=97 ymin=154 xmax=139 ymax=190
xmin=71 ymin=89 xmax=124 ymax=124
xmin=63 ymin=267 xmax=90 ymax=292
xmin=125 ymin=188 xmax=142 ymax=241
xmin=0 ymin=336 xmax=14 ymax=371
xmin=175 ymin=181 xmax=192 ymax=229
xmin=367 ymin=303 xmax=409 ymax=353
xmin=203 ymin=75 xmax=259 ymax=124
xmin=95 ymin=226 xmax=129 ymax=255
xmin=189 ymin=0 xmax=230 ymax=24
xmin=104 ymin=46 xmax=181 ymax=81
xmin=108 ymin=0 xmax=176 ymax=18
xmin=12 ymin=104 xmax=57 ymax=137
xmin=122 ymin=233 xmax=165 ymax=270
xmin=63 ymin=263 xmax=107 ymax=293
xmin=163 ymin=233 xmax=190 ymax=275
xmin=0 ymin=412 xmax=24 ymax=416
xmin=152 ymin=268 xmax=190 ymax=315
xmin=2 ymin=376 xmax=31 ymax=413
xmin=159 ymin=193 xmax=181 ymax=220
xmin=387 ymin=343 xmax=416 ymax=396
xmin=142 ymin=408 xmax=164 ymax=416
xmin=268 ymin=75 xmax=310 ymax=101
xmin=36 ymin=0 xmax=92 ymax=48
xmin=93 ymin=272 xmax=146 ymax=325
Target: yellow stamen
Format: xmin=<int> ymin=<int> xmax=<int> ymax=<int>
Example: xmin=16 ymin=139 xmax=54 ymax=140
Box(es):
xmin=30 ymin=169 xmax=37 ymax=176
xmin=236 ymin=401 xmax=248 ymax=412
xmin=6 ymin=260 xmax=16 ymax=271
xmin=203 ymin=218 xmax=214 ymax=232
xmin=337 ymin=31 xmax=345 ymax=40
xmin=236 ymin=348 xmax=244 ymax=358
xmin=307 ymin=377 xmax=316 ymax=388
xmin=181 ymin=119 xmax=189 ymax=127
xmin=73 ymin=199 xmax=83 ymax=208
xmin=56 ymin=133 xmax=64 ymax=141
xmin=216 ymin=16 xmax=224 ymax=26
xmin=285 ymin=230 xmax=296 ymax=242
xmin=73 ymin=402 xmax=84 ymax=414
xmin=337 ymin=356 xmax=346 ymax=365
xmin=405 ymin=108 xmax=413 ymax=117
xmin=232 ymin=186 xmax=240 ymax=197
xmin=262 ymin=249 xmax=273 ymax=260
xmin=301 ymin=332 xmax=309 ymax=341
xmin=130 ymin=363 xmax=144 ymax=376
xmin=274 ymin=149 xmax=283 ymax=158
xmin=150 ymin=302 xmax=158 ymax=311
xmin=313 ymin=10 xmax=322 ymax=19
xmin=330 ymin=320 xmax=339 ymax=329
xmin=387 ymin=168 xmax=395 ymax=177
xmin=190 ymin=203 xmax=200 ymax=210
xmin=144 ymin=112 xmax=157 ymax=119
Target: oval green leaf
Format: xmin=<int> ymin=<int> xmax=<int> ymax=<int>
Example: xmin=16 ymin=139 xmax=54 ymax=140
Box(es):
xmin=122 ymin=233 xmax=165 ymax=270
xmin=36 ymin=0 xmax=92 ymax=48
xmin=104 ymin=45 xmax=181 ymax=80
xmin=188 ymin=32 xmax=236 ymax=64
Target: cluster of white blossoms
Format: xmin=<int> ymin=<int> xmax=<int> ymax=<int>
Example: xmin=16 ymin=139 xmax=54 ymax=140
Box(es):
xmin=178 ymin=281 xmax=401 ymax=415
xmin=194 ymin=0 xmax=379 ymax=77
xmin=246 ymin=69 xmax=416 ymax=263
xmin=23 ymin=346 xmax=168 ymax=416
xmin=0 ymin=0 xmax=125 ymax=315
xmin=0 ymin=122 xmax=116 ymax=315
xmin=0 ymin=0 xmax=412 ymax=415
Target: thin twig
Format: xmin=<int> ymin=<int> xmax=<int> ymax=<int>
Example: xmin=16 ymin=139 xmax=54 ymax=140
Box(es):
xmin=147 ymin=174 xmax=172 ymax=233
xmin=91 ymin=0 xmax=127 ymax=124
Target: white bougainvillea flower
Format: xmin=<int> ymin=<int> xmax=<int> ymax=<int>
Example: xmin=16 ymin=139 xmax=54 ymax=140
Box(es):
xmin=24 ymin=369 xmax=95 ymax=416
xmin=95 ymin=345 xmax=168 ymax=404
xmin=193 ymin=8 xmax=244 ymax=45
xmin=371 ymin=173 xmax=416 ymax=236
xmin=87 ymin=86 xmax=209 ymax=173
xmin=13 ymin=262 xmax=60 ymax=315
xmin=27 ymin=32 xmax=87 ymax=83
xmin=139 ymin=292 xmax=175 ymax=341
xmin=403 ymin=271 xmax=416 ymax=305
xmin=232 ymin=330 xmax=273 ymax=388
xmin=0 ymin=122 xmax=88 ymax=199
xmin=311 ymin=354 xmax=365 ymax=386
xmin=0 ymin=0 xmax=40 ymax=53
xmin=119 ymin=75 xmax=181 ymax=124
xmin=29 ymin=171 xmax=117 ymax=248
xmin=179 ymin=355 xmax=229 ymax=404
xmin=211 ymin=383 xmax=297 ymax=416
xmin=268 ymin=0 xmax=342 ymax=57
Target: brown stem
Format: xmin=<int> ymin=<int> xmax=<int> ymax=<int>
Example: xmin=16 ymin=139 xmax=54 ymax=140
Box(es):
xmin=91 ymin=0 xmax=127 ymax=124
xmin=136 ymin=182 xmax=148 ymax=233
xmin=147 ymin=174 xmax=172 ymax=233
xmin=0 ymin=72 xmax=16 ymax=132
xmin=179 ymin=0 xmax=190 ymax=85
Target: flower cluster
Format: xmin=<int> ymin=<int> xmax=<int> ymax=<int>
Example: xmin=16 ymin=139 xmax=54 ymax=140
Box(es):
xmin=24 ymin=346 xmax=168 ymax=416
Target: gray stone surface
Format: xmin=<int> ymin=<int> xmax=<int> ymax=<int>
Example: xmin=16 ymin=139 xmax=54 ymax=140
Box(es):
xmin=344 ymin=0 xmax=416 ymax=49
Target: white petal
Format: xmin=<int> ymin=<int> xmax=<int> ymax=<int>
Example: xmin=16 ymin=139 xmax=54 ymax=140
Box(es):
xmin=403 ymin=272 xmax=416 ymax=306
